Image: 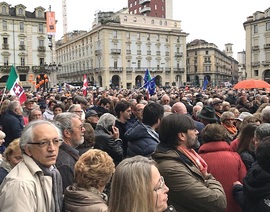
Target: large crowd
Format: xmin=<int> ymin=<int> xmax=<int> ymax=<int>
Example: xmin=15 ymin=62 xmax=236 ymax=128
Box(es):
xmin=0 ymin=85 xmax=269 ymax=211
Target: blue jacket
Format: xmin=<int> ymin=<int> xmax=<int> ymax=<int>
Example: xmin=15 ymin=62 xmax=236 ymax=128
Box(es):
xmin=125 ymin=121 xmax=160 ymax=157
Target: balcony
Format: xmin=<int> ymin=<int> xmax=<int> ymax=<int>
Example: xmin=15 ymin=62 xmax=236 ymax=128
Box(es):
xmin=173 ymin=68 xmax=185 ymax=73
xmin=126 ymin=49 xmax=131 ymax=55
xmin=175 ymin=52 xmax=183 ymax=57
xmin=264 ymin=43 xmax=270 ymax=49
xmin=0 ymin=66 xmax=12 ymax=72
xmin=139 ymin=0 xmax=151 ymax=4
xmin=2 ymin=44 xmax=9 ymax=50
xmin=165 ymin=51 xmax=170 ymax=56
xmin=111 ymin=49 xmax=121 ymax=54
xmin=156 ymin=51 xmax=161 ymax=56
xmin=252 ymin=45 xmax=259 ymax=51
xmin=19 ymin=45 xmax=26 ymax=50
xmin=37 ymin=46 xmax=46 ymax=52
xmin=137 ymin=50 xmax=141 ymax=55
xmin=165 ymin=68 xmax=171 ymax=72
xmin=140 ymin=7 xmax=151 ymax=13
xmin=252 ymin=61 xmax=260 ymax=67
xmin=126 ymin=67 xmax=133 ymax=72
xmin=16 ymin=66 xmax=30 ymax=73
xmin=262 ymin=61 xmax=270 ymax=66
xmin=147 ymin=50 xmax=151 ymax=55
xmin=109 ymin=67 xmax=123 ymax=73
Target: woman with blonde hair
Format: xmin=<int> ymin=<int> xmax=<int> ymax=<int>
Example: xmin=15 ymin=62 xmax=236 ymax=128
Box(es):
xmin=108 ymin=156 xmax=175 ymax=212
xmin=64 ymin=149 xmax=115 ymax=211
xmin=0 ymin=138 xmax=22 ymax=184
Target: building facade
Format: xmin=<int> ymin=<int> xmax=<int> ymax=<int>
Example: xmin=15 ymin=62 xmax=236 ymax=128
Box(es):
xmin=128 ymin=0 xmax=172 ymax=19
xmin=0 ymin=2 xmax=58 ymax=90
xmin=237 ymin=50 xmax=247 ymax=81
xmin=56 ymin=11 xmax=187 ymax=89
xmin=186 ymin=39 xmax=239 ymax=87
xmin=244 ymin=7 xmax=270 ymax=82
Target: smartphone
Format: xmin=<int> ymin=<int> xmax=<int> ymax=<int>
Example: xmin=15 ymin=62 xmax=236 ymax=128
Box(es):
xmin=108 ymin=125 xmax=113 ymax=133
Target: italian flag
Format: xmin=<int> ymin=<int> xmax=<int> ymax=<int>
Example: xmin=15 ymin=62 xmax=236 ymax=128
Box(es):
xmin=6 ymin=65 xmax=27 ymax=104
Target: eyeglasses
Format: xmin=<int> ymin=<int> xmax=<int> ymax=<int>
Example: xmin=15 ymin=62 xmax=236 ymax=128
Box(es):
xmin=153 ymin=176 xmax=165 ymax=192
xmin=28 ymin=138 xmax=63 ymax=148
xmin=73 ymin=110 xmax=83 ymax=113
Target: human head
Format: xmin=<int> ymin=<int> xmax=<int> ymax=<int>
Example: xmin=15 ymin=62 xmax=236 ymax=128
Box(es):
xmin=4 ymin=138 xmax=22 ymax=168
xmin=108 ymin=156 xmax=169 ymax=212
xmin=254 ymin=123 xmax=270 ymax=150
xmin=212 ymin=98 xmax=223 ymax=112
xmin=261 ymin=106 xmax=270 ymax=123
xmin=114 ymin=100 xmax=132 ymax=122
xmin=8 ymin=100 xmax=22 ymax=116
xmin=85 ymin=110 xmax=99 ymax=126
xmin=96 ymin=113 xmax=117 ymax=131
xmin=24 ymin=99 xmax=35 ymax=110
xmin=171 ymin=102 xmax=187 ymax=114
xmin=197 ymin=106 xmax=218 ymax=125
xmin=142 ymin=103 xmax=164 ymax=128
xmin=68 ymin=104 xmax=83 ymax=119
xmin=54 ymin=112 xmax=85 ymax=148
xmin=20 ymin=120 xmax=63 ymax=168
xmin=237 ymin=123 xmax=258 ymax=154
xmin=222 ymin=101 xmax=231 ymax=111
xmin=0 ymin=130 xmax=5 ymax=146
xmin=99 ymin=98 xmax=111 ymax=110
xmin=192 ymin=105 xmax=202 ymax=119
xmin=229 ymin=107 xmax=240 ymax=118
xmin=256 ymin=138 xmax=270 ymax=173
xmin=134 ymin=103 xmax=145 ymax=121
xmin=158 ymin=114 xmax=197 ymax=149
xmin=29 ymin=109 xmax=43 ymax=122
xmin=220 ymin=111 xmax=235 ymax=127
xmin=53 ymin=104 xmax=65 ymax=116
xmin=161 ymin=94 xmax=170 ymax=105
xmin=73 ymin=95 xmax=88 ymax=111
xmin=74 ymin=149 xmax=115 ymax=191
xmin=201 ymin=124 xmax=227 ymax=143
xmin=48 ymin=100 xmax=57 ymax=111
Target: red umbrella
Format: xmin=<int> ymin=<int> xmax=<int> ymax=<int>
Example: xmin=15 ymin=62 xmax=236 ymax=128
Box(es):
xmin=233 ymin=79 xmax=270 ymax=89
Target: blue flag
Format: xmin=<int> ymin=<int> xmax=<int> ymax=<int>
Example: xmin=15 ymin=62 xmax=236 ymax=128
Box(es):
xmin=203 ymin=76 xmax=209 ymax=90
xmin=143 ymin=69 xmax=156 ymax=95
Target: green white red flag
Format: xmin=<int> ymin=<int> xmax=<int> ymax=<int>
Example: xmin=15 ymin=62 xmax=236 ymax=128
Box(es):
xmin=6 ymin=65 xmax=27 ymax=104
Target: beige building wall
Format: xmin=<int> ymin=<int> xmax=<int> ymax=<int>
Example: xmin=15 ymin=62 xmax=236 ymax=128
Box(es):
xmin=244 ymin=8 xmax=270 ymax=81
xmin=56 ymin=12 xmax=188 ymax=89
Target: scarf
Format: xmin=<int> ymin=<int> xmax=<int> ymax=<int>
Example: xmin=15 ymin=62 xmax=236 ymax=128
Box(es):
xmin=37 ymin=162 xmax=63 ymax=212
xmin=177 ymin=146 xmax=208 ymax=177
xmin=222 ymin=123 xmax=238 ymax=135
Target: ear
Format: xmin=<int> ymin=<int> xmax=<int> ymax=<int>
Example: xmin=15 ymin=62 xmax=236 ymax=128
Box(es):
xmin=177 ymin=132 xmax=185 ymax=141
xmin=24 ymin=145 xmax=33 ymax=157
xmin=63 ymin=128 xmax=71 ymax=138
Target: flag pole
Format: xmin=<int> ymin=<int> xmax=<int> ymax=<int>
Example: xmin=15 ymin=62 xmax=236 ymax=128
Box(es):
xmin=0 ymin=86 xmax=6 ymax=104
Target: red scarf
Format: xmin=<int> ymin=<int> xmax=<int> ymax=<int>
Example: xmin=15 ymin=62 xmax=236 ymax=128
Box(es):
xmin=178 ymin=146 xmax=208 ymax=177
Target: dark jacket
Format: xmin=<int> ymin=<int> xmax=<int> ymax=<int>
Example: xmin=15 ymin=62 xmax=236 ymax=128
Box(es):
xmin=94 ymin=125 xmax=123 ymax=165
xmin=125 ymin=121 xmax=159 ymax=157
xmin=115 ymin=119 xmax=128 ymax=157
xmin=152 ymin=143 xmax=227 ymax=212
xmin=233 ymin=163 xmax=270 ymax=212
xmin=2 ymin=110 xmax=24 ymax=147
xmin=56 ymin=142 xmax=80 ymax=192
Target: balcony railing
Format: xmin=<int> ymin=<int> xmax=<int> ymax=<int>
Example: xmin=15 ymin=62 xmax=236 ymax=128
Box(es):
xmin=140 ymin=7 xmax=151 ymax=13
xmin=19 ymin=45 xmax=25 ymax=50
xmin=165 ymin=51 xmax=170 ymax=56
xmin=126 ymin=67 xmax=133 ymax=72
xmin=16 ymin=66 xmax=30 ymax=73
xmin=109 ymin=67 xmax=123 ymax=72
xmin=37 ymin=46 xmax=46 ymax=52
xmin=173 ymin=68 xmax=185 ymax=73
xmin=2 ymin=44 xmax=9 ymax=50
xmin=264 ymin=43 xmax=270 ymax=49
xmin=175 ymin=52 xmax=183 ymax=57
xmin=147 ymin=50 xmax=151 ymax=55
xmin=137 ymin=50 xmax=141 ymax=55
xmin=95 ymin=50 xmax=101 ymax=56
xmin=139 ymin=0 xmax=151 ymax=4
xmin=262 ymin=61 xmax=270 ymax=66
xmin=165 ymin=68 xmax=171 ymax=72
xmin=126 ymin=49 xmax=131 ymax=55
xmin=251 ymin=61 xmax=260 ymax=67
xmin=252 ymin=45 xmax=259 ymax=51
xmin=156 ymin=51 xmax=161 ymax=56
xmin=111 ymin=49 xmax=121 ymax=54
xmin=0 ymin=65 xmax=12 ymax=72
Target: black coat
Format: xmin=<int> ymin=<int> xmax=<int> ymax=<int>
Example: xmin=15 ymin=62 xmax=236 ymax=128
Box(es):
xmin=2 ymin=110 xmax=24 ymax=147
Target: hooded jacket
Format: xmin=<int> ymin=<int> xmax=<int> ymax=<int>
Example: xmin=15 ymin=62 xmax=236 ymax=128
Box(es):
xmin=125 ymin=120 xmax=159 ymax=157
xmin=152 ymin=143 xmax=227 ymax=212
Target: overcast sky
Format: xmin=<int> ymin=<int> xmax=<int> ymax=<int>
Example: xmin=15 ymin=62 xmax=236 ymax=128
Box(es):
xmin=9 ymin=0 xmax=270 ymax=58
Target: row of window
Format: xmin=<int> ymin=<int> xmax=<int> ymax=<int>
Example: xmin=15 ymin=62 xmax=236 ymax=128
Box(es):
xmin=253 ymin=22 xmax=270 ymax=33
xmin=2 ymin=20 xmax=44 ymax=33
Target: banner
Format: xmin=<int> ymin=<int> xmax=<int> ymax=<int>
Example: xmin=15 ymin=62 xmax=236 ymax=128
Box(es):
xmin=46 ymin=11 xmax=56 ymax=35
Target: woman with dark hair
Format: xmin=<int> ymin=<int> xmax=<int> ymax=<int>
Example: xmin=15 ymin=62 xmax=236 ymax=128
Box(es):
xmin=199 ymin=124 xmax=247 ymax=212
xmin=236 ymin=123 xmax=258 ymax=171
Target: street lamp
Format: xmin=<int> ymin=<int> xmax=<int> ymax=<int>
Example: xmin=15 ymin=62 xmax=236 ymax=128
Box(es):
xmin=44 ymin=62 xmax=62 ymax=88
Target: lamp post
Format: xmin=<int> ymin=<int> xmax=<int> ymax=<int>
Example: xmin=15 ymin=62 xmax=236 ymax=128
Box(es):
xmin=44 ymin=62 xmax=62 ymax=88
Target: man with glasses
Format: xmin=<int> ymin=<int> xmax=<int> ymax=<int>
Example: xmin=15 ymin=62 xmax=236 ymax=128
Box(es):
xmin=68 ymin=104 xmax=84 ymax=120
xmin=0 ymin=120 xmax=63 ymax=211
xmin=54 ymin=112 xmax=85 ymax=192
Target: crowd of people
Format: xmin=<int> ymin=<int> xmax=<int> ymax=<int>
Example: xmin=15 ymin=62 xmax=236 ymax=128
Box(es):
xmin=0 ymin=85 xmax=269 ymax=211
